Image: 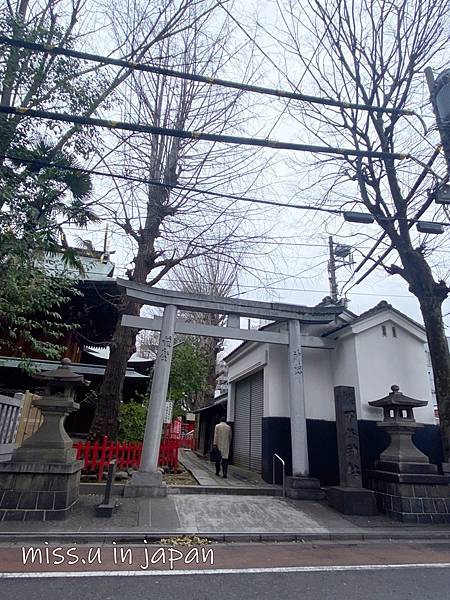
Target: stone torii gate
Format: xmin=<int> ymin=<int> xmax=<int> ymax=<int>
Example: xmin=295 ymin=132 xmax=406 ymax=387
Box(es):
xmin=117 ymin=279 xmax=343 ymax=497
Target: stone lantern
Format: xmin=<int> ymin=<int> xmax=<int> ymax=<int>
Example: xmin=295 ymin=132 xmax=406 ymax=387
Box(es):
xmin=368 ymin=385 xmax=433 ymax=471
xmin=0 ymin=359 xmax=87 ymax=521
xmin=14 ymin=358 xmax=86 ymax=463
xmin=367 ymin=385 xmax=450 ymax=523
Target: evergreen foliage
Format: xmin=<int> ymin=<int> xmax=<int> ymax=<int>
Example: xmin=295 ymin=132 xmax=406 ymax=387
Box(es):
xmin=0 ymin=6 xmax=106 ymax=358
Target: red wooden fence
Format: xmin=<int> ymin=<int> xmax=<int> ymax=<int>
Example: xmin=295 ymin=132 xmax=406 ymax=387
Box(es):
xmin=73 ymin=437 xmax=142 ymax=481
xmin=73 ymin=434 xmax=188 ymax=481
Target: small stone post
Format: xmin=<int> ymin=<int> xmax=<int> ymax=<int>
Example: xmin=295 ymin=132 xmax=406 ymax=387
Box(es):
xmin=0 ymin=359 xmax=86 ymax=521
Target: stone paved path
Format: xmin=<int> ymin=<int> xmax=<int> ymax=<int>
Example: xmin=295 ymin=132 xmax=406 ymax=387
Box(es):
xmin=179 ymin=450 xmax=278 ymax=489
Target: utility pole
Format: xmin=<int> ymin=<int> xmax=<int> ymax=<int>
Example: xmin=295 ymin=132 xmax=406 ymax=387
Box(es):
xmin=425 ymin=67 xmax=450 ymax=173
xmin=328 ymin=235 xmax=338 ymax=302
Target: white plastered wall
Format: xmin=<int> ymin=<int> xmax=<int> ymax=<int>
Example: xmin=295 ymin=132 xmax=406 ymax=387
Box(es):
xmin=354 ymin=321 xmax=435 ymax=424
xmin=265 ymin=344 xmax=335 ymax=420
xmin=225 ymin=311 xmax=435 ymax=426
xmin=331 ymin=335 xmax=362 ymax=416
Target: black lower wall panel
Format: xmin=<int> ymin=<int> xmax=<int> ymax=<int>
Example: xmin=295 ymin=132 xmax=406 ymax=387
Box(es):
xmin=358 ymin=420 xmax=443 ymax=484
xmin=262 ymin=417 xmax=339 ymax=486
xmin=261 ymin=417 xmax=443 ymax=486
xmin=412 ymin=424 xmax=444 ymax=468
xmin=261 ymin=417 xmax=292 ymax=484
xmin=306 ymin=420 xmax=339 ymax=486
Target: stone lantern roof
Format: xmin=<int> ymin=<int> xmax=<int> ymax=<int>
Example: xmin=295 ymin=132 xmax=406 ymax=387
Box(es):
xmin=33 ymin=357 xmax=87 ymax=388
xmin=369 ymin=385 xmax=427 ymax=409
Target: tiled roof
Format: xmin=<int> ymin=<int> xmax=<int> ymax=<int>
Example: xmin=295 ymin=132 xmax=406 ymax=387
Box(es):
xmin=324 ymin=300 xmax=425 ymax=337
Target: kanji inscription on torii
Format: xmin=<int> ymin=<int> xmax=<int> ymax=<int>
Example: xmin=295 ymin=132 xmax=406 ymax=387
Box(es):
xmin=334 ymin=386 xmax=363 ymax=488
xmin=158 ymin=335 xmax=173 ymax=363
xmin=291 ymin=348 xmax=303 ymax=376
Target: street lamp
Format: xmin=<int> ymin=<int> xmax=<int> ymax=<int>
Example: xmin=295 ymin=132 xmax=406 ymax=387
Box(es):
xmin=343 ymin=211 xmax=375 ymax=224
xmin=416 ymin=221 xmax=445 ymax=235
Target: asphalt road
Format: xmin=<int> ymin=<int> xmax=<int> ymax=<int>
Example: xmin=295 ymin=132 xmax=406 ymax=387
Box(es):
xmin=2 ymin=567 xmax=450 ymax=600
xmin=2 ymin=541 xmax=450 ymax=600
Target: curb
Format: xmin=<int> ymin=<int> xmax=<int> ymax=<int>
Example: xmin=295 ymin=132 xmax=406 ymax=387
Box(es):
xmin=1 ymin=529 xmax=450 ymax=544
xmin=79 ymin=483 xmax=282 ymax=496
xmin=167 ymin=486 xmax=282 ymax=496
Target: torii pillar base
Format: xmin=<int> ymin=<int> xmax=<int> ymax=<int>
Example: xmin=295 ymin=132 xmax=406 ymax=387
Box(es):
xmin=286 ymin=476 xmax=325 ymax=500
xmin=124 ymin=470 xmax=167 ymax=498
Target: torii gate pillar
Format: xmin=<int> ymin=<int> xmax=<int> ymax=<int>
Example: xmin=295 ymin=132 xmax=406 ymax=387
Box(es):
xmin=286 ymin=319 xmax=324 ymax=500
xmin=288 ymin=319 xmax=309 ymax=476
xmin=125 ymin=304 xmax=177 ymax=497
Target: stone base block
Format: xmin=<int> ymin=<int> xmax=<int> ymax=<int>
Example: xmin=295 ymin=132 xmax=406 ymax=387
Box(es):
xmin=286 ymin=476 xmax=325 ymax=500
xmin=123 ymin=484 xmax=167 ymax=498
xmin=0 ymin=461 xmax=82 ymax=521
xmin=13 ymin=446 xmax=77 ymax=464
xmin=368 ymin=469 xmax=450 ymax=523
xmin=96 ymin=501 xmax=118 ymax=517
xmin=374 ymin=460 xmax=438 ymax=475
xmin=326 ymin=486 xmax=377 ymax=515
xmin=124 ymin=469 xmax=167 ymax=497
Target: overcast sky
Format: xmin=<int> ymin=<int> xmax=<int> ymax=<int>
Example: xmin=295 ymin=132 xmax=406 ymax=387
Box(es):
xmin=65 ymin=0 xmax=450 ymax=335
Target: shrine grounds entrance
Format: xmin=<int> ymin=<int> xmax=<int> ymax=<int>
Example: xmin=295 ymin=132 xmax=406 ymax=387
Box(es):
xmin=117 ymin=278 xmax=342 ymax=498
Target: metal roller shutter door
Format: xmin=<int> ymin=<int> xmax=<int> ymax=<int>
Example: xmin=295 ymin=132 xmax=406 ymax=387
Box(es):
xmin=233 ymin=370 xmax=264 ymax=473
xmin=249 ymin=370 xmax=263 ymax=472
xmin=233 ymin=378 xmax=251 ymax=469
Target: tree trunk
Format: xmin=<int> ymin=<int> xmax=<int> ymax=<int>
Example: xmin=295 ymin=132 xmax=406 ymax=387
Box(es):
xmin=88 ymin=297 xmax=139 ymax=440
xmin=396 ymin=247 xmax=450 ymax=461
xmin=0 ymin=1 xmax=30 ymax=172
xmin=89 ymin=211 xmax=164 ymax=440
xmin=418 ymin=296 xmax=450 ymax=461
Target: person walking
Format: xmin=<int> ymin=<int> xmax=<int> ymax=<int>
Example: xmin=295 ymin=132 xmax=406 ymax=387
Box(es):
xmin=213 ymin=416 xmax=232 ymax=478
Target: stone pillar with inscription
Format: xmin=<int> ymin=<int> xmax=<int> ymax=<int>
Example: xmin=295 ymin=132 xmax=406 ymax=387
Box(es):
xmin=326 ymin=386 xmax=377 ymax=515
xmin=125 ymin=304 xmax=177 ymax=497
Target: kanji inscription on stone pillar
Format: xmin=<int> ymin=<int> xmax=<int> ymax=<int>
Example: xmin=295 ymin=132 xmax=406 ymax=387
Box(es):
xmin=334 ymin=386 xmax=363 ymax=488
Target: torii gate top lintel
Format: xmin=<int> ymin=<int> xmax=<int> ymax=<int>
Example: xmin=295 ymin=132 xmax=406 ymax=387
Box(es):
xmin=117 ymin=278 xmax=344 ymax=324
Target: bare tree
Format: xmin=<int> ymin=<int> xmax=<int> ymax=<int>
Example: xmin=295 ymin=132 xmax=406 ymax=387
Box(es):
xmin=277 ymin=0 xmax=450 ymax=458
xmin=89 ymin=3 xmax=263 ymax=438
xmin=137 ymin=329 xmax=159 ymax=359
xmin=0 ymin=0 xmax=212 ymax=174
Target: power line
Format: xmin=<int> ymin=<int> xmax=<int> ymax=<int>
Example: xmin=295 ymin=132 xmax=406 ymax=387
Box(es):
xmin=227 ymin=283 xmax=448 ymax=300
xmin=260 ymin=2 xmax=340 ymax=140
xmin=0 ymin=153 xmax=340 ymax=215
xmin=4 ymin=152 xmax=450 ymax=227
xmin=3 ymin=152 xmax=450 ymax=228
xmin=0 ymin=105 xmax=409 ymax=161
xmin=0 ymin=35 xmax=417 ymax=117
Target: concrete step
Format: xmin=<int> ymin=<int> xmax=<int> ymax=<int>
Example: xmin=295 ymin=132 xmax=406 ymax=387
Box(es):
xmin=286 ymin=476 xmax=322 ymax=490
xmin=286 ymin=488 xmax=326 ymax=500
xmin=285 ymin=476 xmax=326 ymax=500
xmin=80 ymin=482 xmax=283 ymax=497
xmin=80 ymin=483 xmax=125 ymax=496
xmin=168 ymin=485 xmax=283 ymax=496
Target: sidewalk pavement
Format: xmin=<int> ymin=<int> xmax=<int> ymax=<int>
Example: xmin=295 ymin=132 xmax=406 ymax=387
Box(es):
xmin=1 ymin=451 xmax=450 ymax=543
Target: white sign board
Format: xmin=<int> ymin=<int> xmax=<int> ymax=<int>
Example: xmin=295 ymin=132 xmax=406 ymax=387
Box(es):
xmin=185 ymin=412 xmax=196 ymax=422
xmin=164 ymin=401 xmax=173 ymax=424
